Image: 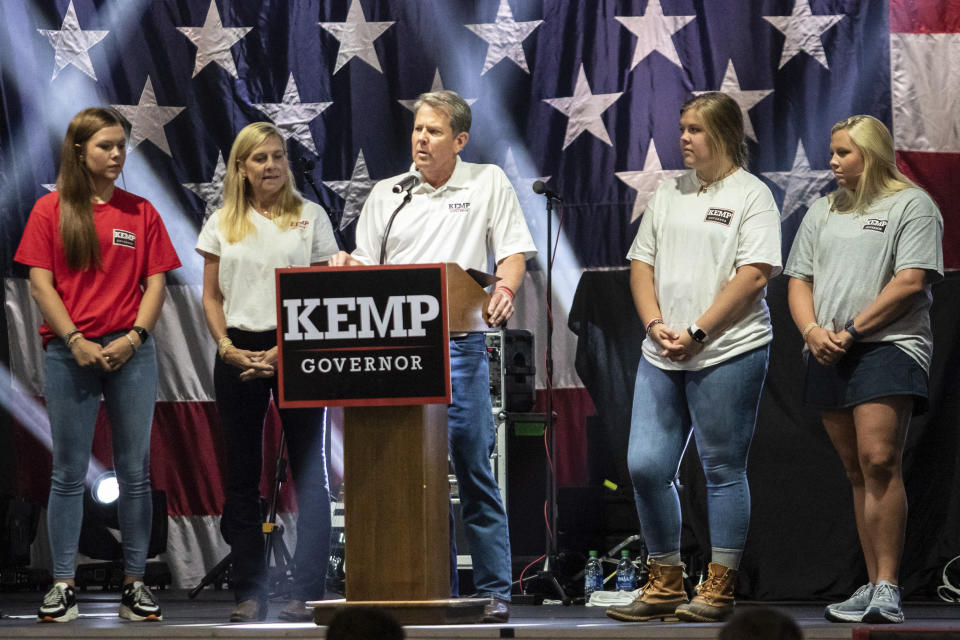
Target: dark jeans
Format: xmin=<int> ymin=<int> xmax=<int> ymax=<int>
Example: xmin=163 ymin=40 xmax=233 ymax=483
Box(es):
xmin=214 ymin=329 xmax=331 ymax=603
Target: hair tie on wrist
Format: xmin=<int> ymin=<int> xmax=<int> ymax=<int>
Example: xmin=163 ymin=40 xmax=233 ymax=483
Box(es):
xmin=495 ymin=285 xmax=514 ymax=300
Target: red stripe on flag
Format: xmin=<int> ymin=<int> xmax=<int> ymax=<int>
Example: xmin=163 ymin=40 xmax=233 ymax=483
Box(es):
xmin=534 ymin=387 xmax=595 ymax=487
xmin=890 ymin=0 xmax=960 ymax=33
xmin=896 ymin=151 xmax=960 ymax=270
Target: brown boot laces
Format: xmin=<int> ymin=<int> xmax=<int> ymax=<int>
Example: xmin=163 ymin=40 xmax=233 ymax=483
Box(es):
xmin=642 ymin=567 xmax=663 ymax=592
xmin=697 ymin=570 xmax=729 ymax=601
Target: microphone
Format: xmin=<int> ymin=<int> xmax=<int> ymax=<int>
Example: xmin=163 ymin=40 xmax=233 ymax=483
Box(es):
xmin=392 ymin=171 xmax=422 ymax=194
xmin=532 ymin=180 xmax=563 ymax=201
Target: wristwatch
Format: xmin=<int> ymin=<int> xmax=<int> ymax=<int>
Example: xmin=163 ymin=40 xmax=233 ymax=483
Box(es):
xmin=687 ymin=324 xmax=708 ymax=344
xmin=843 ymin=320 xmax=862 ymax=342
xmin=132 ymin=326 xmax=150 ymax=344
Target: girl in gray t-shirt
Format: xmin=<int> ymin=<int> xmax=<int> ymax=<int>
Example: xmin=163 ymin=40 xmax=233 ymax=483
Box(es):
xmin=784 ymin=115 xmax=943 ymax=626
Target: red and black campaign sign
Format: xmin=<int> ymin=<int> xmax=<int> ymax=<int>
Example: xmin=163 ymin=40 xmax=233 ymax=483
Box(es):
xmin=275 ymin=264 xmax=451 ymax=408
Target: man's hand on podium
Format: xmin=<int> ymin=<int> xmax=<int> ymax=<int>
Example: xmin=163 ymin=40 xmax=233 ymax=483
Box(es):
xmin=486 ymin=285 xmax=515 ymax=327
xmin=329 ymin=250 xmax=362 ymax=267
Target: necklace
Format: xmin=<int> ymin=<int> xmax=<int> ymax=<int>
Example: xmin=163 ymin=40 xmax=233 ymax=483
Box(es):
xmin=696 ymin=165 xmax=737 ymax=196
xmin=253 ymin=203 xmax=275 ymax=219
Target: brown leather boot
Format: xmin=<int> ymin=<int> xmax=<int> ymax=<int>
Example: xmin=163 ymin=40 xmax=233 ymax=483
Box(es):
xmin=605 ymin=563 xmax=688 ymax=622
xmin=675 ymin=562 xmax=737 ymax=622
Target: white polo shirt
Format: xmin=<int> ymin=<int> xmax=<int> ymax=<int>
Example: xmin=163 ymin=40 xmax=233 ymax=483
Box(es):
xmin=352 ymin=157 xmax=537 ymax=270
xmin=628 ymin=169 xmax=782 ymax=370
xmin=196 ymin=200 xmax=339 ymax=331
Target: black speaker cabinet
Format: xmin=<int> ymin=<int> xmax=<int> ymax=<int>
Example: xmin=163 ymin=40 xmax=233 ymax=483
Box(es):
xmin=486 ymin=330 xmax=535 ymax=415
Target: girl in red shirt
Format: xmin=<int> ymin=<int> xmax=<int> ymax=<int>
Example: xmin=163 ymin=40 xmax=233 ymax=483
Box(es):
xmin=15 ymin=107 xmax=180 ymax=623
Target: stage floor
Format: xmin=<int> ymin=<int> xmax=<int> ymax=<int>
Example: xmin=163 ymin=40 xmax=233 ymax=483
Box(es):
xmin=1 ymin=589 xmax=959 ymax=638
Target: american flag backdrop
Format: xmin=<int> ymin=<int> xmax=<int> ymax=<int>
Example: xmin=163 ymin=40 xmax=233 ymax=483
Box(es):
xmin=0 ymin=0 xmax=957 ymax=590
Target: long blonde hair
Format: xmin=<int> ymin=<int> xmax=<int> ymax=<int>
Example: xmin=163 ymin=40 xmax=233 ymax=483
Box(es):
xmin=220 ymin=122 xmax=303 ymax=243
xmin=57 ymin=107 xmax=127 ymax=270
xmin=829 ymin=115 xmax=918 ymax=214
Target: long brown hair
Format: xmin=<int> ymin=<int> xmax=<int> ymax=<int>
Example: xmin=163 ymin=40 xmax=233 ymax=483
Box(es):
xmin=56 ymin=107 xmax=127 ymax=270
xmin=220 ymin=122 xmax=303 ymax=243
xmin=680 ymin=92 xmax=748 ymax=169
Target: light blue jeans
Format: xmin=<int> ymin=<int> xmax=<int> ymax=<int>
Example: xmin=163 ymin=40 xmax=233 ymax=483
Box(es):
xmin=43 ymin=332 xmax=158 ymax=579
xmin=448 ymin=333 xmax=512 ymax=600
xmin=627 ymin=346 xmax=769 ymax=560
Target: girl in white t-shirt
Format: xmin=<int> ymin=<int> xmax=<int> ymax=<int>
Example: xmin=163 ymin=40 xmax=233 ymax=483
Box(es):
xmin=607 ymin=93 xmax=781 ymax=624
xmin=785 ymin=115 xmax=943 ymax=625
xmin=196 ymin=122 xmax=339 ymax=623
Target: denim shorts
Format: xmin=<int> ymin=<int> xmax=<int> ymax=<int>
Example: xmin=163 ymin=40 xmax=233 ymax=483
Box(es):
xmin=803 ymin=342 xmax=929 ymax=415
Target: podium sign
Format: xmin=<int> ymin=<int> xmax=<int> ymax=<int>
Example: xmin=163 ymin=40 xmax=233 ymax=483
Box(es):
xmin=275 ymin=264 xmax=451 ymax=408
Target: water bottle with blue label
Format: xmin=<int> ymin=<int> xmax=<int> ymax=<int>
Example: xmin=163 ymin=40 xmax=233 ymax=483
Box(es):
xmin=616 ymin=549 xmax=635 ymax=591
xmin=584 ymin=550 xmax=603 ymax=599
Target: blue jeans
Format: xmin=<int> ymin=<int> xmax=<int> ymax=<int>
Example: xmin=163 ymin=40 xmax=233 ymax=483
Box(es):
xmin=627 ymin=346 xmax=769 ymax=559
xmin=44 ymin=333 xmax=158 ymax=579
xmin=448 ymin=333 xmax=512 ymax=600
xmin=215 ymin=329 xmax=330 ymax=604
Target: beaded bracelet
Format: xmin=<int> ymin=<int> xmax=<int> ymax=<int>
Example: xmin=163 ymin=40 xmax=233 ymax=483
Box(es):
xmin=645 ymin=318 xmax=664 ymax=334
xmin=800 ymin=322 xmax=819 ymax=341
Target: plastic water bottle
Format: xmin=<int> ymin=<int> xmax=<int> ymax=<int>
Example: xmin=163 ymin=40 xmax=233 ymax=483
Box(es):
xmin=584 ymin=550 xmax=603 ymax=599
xmin=616 ymin=549 xmax=636 ymax=591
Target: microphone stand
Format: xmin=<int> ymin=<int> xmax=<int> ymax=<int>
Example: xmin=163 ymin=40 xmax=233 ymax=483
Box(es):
xmin=532 ymin=186 xmax=570 ymax=605
xmin=378 ymin=189 xmax=414 ymax=265
xmin=299 ymin=160 xmax=347 ymax=248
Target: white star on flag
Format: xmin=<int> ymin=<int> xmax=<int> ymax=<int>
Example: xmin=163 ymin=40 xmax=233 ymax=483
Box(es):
xmin=112 ymin=77 xmax=185 ymax=157
xmin=324 ymin=149 xmax=377 ymax=230
xmin=37 ymin=0 xmax=108 ymax=81
xmin=465 ymin=0 xmax=542 ymax=75
xmin=763 ymin=140 xmax=835 ymax=220
xmin=764 ymin=0 xmax=845 ymax=69
xmin=398 ymin=69 xmax=477 ymax=112
xmin=502 ymin=147 xmax=550 ymax=201
xmin=616 ymin=140 xmax=687 ymax=223
xmin=42 ymin=184 xmax=57 ymax=192
xmin=183 ymin=152 xmax=227 ymax=220
xmin=254 ymin=74 xmax=332 ymax=156
xmin=319 ymin=0 xmax=395 ymax=74
xmin=615 ymin=0 xmax=695 ymax=70
xmin=176 ymin=0 xmax=252 ymax=79
xmin=695 ymin=60 xmax=773 ymax=143
xmin=543 ymin=64 xmax=622 ymax=149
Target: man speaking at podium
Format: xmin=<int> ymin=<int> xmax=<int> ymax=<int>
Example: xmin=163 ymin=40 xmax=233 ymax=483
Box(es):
xmin=330 ymin=90 xmax=536 ymax=622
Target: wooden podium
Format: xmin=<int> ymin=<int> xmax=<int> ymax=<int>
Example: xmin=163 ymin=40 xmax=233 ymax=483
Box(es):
xmin=275 ymin=263 xmax=494 ymax=625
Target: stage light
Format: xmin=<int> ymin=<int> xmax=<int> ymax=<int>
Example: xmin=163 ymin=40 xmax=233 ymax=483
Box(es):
xmin=91 ymin=471 xmax=120 ymax=506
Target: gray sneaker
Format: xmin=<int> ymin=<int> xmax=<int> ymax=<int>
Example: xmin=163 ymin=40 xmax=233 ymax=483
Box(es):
xmin=824 ymin=582 xmax=874 ymax=623
xmin=862 ymin=580 xmax=903 ymax=624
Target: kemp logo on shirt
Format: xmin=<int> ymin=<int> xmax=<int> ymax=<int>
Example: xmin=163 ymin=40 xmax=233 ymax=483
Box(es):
xmin=863 ymin=218 xmax=888 ymax=233
xmin=448 ymin=202 xmax=470 ymax=214
xmin=704 ymin=208 xmax=734 ymax=226
xmin=113 ymin=229 xmax=136 ymax=248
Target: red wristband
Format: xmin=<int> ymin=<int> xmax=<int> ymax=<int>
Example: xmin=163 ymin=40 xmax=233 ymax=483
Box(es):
xmin=495 ymin=285 xmax=515 ymax=300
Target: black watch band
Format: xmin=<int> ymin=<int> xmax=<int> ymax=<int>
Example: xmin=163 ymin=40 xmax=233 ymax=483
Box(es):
xmin=132 ymin=326 xmax=149 ymax=344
